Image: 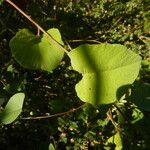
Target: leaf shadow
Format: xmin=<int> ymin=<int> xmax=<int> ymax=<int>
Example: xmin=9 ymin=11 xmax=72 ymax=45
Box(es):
xmin=127 ymin=81 xmax=150 ymax=111
xmin=116 ymin=84 xmax=131 ymax=101
xmin=77 ymin=44 xmax=102 ymax=105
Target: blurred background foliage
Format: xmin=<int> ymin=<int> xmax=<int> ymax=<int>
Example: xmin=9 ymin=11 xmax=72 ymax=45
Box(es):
xmin=0 ymin=0 xmax=150 ymax=149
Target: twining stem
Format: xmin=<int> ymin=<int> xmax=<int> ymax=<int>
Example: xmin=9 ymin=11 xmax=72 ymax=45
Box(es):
xmin=21 ymin=104 xmax=84 ymax=120
xmin=5 ymin=0 xmax=69 ymax=54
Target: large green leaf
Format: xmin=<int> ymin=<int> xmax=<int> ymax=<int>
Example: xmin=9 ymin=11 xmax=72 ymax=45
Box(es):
xmin=0 ymin=93 xmax=25 ymax=124
xmin=9 ymin=28 xmax=64 ymax=72
xmin=69 ymin=44 xmax=141 ymax=105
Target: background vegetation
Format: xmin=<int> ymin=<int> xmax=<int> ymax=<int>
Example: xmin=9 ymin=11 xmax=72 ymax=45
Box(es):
xmin=0 ymin=0 xmax=150 ymax=149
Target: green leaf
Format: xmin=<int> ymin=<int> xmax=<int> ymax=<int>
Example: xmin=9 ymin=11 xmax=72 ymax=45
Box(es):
xmin=142 ymin=60 xmax=150 ymax=69
xmin=131 ymin=107 xmax=144 ymax=124
xmin=69 ymin=44 xmax=141 ymax=105
xmin=0 ymin=93 xmax=25 ymax=124
xmin=129 ymin=82 xmax=150 ymax=111
xmin=144 ymin=19 xmax=150 ymax=32
xmin=106 ymin=132 xmax=122 ymax=150
xmin=0 ymin=0 xmax=4 ymax=5
xmin=9 ymin=28 xmax=64 ymax=72
xmin=49 ymin=143 xmax=55 ymax=150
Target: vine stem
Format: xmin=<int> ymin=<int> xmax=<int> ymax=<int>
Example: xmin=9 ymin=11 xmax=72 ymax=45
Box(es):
xmin=5 ymin=0 xmax=69 ymax=54
xmin=21 ymin=104 xmax=85 ymax=120
xmin=68 ymin=39 xmax=101 ymax=44
xmin=106 ymin=108 xmax=121 ymax=132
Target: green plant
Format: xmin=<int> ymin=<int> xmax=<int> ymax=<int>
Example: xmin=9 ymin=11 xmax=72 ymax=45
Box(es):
xmin=0 ymin=0 xmax=150 ymax=149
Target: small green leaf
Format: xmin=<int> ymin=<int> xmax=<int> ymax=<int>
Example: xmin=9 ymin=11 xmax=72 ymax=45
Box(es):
xmin=49 ymin=143 xmax=55 ymax=150
xmin=131 ymin=108 xmax=144 ymax=124
xmin=0 ymin=93 xmax=25 ymax=124
xmin=106 ymin=132 xmax=122 ymax=150
xmin=69 ymin=44 xmax=141 ymax=105
xmin=9 ymin=28 xmax=64 ymax=72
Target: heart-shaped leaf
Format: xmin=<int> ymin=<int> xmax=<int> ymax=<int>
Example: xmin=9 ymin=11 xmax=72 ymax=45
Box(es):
xmin=69 ymin=44 xmax=141 ymax=105
xmin=0 ymin=93 xmax=25 ymax=124
xmin=9 ymin=28 xmax=64 ymax=72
